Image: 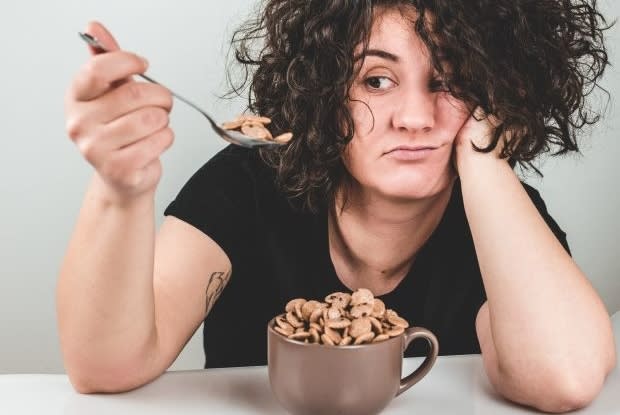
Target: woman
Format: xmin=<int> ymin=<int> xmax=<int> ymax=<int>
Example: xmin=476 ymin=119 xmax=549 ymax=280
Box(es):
xmin=58 ymin=0 xmax=616 ymax=412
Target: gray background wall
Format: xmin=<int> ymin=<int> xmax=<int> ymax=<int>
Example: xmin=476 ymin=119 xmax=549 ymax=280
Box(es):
xmin=0 ymin=0 xmax=618 ymax=374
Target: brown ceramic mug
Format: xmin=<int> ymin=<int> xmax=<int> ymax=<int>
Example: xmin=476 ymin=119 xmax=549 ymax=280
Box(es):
xmin=267 ymin=318 xmax=439 ymax=415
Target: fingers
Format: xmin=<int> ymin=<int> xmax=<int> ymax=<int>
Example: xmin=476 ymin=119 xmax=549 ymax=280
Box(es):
xmin=472 ymin=106 xmax=502 ymax=127
xmin=104 ymin=107 xmax=171 ymax=150
xmin=98 ymin=128 xmax=175 ymax=187
xmin=69 ymin=51 xmax=149 ymax=101
xmin=64 ymin=21 xmax=175 ymax=200
xmin=70 ymin=82 xmax=173 ymax=127
xmin=81 ymin=21 xmax=136 ymax=92
xmin=73 ymin=107 xmax=171 ymax=167
xmin=84 ymin=21 xmax=121 ymax=54
xmin=102 ymin=83 xmax=173 ymax=122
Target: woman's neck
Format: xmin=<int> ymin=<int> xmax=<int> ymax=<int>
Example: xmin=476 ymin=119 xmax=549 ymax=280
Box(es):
xmin=328 ymin=181 xmax=454 ymax=296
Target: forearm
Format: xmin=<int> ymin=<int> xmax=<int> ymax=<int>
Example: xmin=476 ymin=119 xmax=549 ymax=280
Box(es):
xmin=57 ymin=174 xmax=159 ymax=390
xmin=458 ymin=155 xmax=615 ymax=402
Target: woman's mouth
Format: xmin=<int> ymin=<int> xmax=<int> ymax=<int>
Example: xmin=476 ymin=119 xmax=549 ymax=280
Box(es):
xmin=384 ymin=145 xmax=438 ymax=161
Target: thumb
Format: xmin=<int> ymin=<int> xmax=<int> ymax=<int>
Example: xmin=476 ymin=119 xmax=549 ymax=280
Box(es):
xmin=82 ymin=21 xmax=136 ymax=87
xmin=84 ymin=21 xmax=121 ymax=55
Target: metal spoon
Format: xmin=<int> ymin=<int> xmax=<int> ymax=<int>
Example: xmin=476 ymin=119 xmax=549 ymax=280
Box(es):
xmin=78 ymin=32 xmax=284 ymax=149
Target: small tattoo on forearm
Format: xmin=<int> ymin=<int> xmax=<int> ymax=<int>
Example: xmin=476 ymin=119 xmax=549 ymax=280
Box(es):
xmin=205 ymin=271 xmax=230 ymax=314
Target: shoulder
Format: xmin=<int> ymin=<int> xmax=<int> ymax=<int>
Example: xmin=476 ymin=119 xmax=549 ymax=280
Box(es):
xmin=520 ymin=181 xmax=547 ymax=208
xmin=163 ymin=146 xmax=282 ymax=266
xmin=173 ymin=145 xmax=277 ymax=203
xmin=164 ymin=145 xmax=281 ymax=235
xmin=192 ymin=145 xmax=271 ymax=185
xmin=451 ymin=178 xmax=548 ymax=211
xmin=520 ymin=181 xmax=571 ymax=254
xmin=440 ymin=179 xmax=569 ymax=253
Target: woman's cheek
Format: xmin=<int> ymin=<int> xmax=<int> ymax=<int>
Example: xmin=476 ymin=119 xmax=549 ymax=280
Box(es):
xmin=441 ymin=92 xmax=468 ymax=112
xmin=439 ymin=94 xmax=470 ymax=131
xmin=349 ymin=98 xmax=376 ymax=137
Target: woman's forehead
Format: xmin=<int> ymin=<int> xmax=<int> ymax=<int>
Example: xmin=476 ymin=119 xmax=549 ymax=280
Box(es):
xmin=371 ymin=8 xmax=417 ymax=42
xmin=355 ymin=6 xmax=430 ymax=62
xmin=372 ymin=3 xmax=419 ymax=28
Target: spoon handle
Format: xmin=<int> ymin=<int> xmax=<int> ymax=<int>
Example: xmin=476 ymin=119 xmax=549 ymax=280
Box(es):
xmin=77 ymin=32 xmax=211 ymax=121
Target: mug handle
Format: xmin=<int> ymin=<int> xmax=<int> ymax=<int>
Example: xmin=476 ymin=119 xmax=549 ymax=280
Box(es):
xmin=396 ymin=326 xmax=439 ymax=396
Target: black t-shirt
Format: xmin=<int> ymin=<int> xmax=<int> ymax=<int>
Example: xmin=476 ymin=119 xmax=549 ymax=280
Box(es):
xmin=164 ymin=145 xmax=570 ymax=369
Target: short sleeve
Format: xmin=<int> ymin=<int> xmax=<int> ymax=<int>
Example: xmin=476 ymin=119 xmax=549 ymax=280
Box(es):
xmin=163 ymin=146 xmax=256 ymax=267
xmin=522 ymin=183 xmax=572 ymax=256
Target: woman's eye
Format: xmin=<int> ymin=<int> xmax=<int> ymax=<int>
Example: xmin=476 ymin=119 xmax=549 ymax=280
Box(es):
xmin=364 ymin=76 xmax=395 ymax=91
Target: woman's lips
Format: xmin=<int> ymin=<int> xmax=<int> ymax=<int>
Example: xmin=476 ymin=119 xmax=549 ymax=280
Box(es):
xmin=384 ymin=146 xmax=438 ymax=161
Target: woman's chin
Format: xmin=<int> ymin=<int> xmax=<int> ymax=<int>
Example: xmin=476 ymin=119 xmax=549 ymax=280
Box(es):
xmin=377 ymin=173 xmax=455 ymax=202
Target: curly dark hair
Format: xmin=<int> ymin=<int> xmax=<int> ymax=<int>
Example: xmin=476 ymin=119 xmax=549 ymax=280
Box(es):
xmin=227 ymin=0 xmax=613 ymax=212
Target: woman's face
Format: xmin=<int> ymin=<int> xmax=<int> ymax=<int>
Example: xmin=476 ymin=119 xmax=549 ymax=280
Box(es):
xmin=344 ymin=7 xmax=469 ymax=201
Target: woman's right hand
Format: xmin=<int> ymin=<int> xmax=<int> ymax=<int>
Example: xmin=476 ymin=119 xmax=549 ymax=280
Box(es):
xmin=65 ymin=21 xmax=174 ymax=204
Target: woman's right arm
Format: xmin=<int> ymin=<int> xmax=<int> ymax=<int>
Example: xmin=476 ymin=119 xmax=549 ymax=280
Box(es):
xmin=57 ymin=22 xmax=232 ymax=394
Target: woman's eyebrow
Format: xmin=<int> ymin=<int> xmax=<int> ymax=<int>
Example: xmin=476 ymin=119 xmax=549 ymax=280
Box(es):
xmin=354 ymin=49 xmax=400 ymax=63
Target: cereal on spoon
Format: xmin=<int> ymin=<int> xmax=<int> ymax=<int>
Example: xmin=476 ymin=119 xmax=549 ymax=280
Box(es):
xmin=222 ymin=114 xmax=293 ymax=144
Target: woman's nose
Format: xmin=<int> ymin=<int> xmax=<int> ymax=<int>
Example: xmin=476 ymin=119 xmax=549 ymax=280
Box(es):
xmin=391 ymin=87 xmax=436 ymax=133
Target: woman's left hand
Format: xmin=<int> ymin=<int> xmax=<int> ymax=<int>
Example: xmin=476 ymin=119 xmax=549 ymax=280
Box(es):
xmin=453 ymin=107 xmax=508 ymax=172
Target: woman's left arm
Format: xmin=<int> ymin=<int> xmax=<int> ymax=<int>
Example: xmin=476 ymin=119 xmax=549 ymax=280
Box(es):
xmin=455 ymin=112 xmax=616 ymax=413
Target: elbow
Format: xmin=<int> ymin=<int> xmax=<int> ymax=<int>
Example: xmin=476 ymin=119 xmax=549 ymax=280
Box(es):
xmin=497 ymin=364 xmax=609 ymax=413
xmin=67 ymin=370 xmax=136 ymax=395
xmin=543 ymin=332 xmax=619 ymax=412
xmin=68 ymin=372 xmax=109 ymax=394
xmin=535 ymin=374 xmax=605 ymax=413
xmin=61 ymin=332 xmax=165 ymax=394
xmin=65 ymin=360 xmax=159 ymax=394
xmin=495 ymin=332 xmax=616 ymax=413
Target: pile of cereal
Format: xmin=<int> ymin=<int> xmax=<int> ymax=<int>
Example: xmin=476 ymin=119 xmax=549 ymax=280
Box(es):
xmin=222 ymin=114 xmax=293 ymax=144
xmin=273 ymin=288 xmax=410 ymax=346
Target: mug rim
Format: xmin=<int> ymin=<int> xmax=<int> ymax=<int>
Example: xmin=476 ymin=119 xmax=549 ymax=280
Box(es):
xmin=267 ymin=316 xmax=405 ymax=349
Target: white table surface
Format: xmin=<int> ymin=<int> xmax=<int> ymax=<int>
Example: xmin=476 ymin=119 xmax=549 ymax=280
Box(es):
xmin=2 ymin=312 xmax=619 ymax=415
